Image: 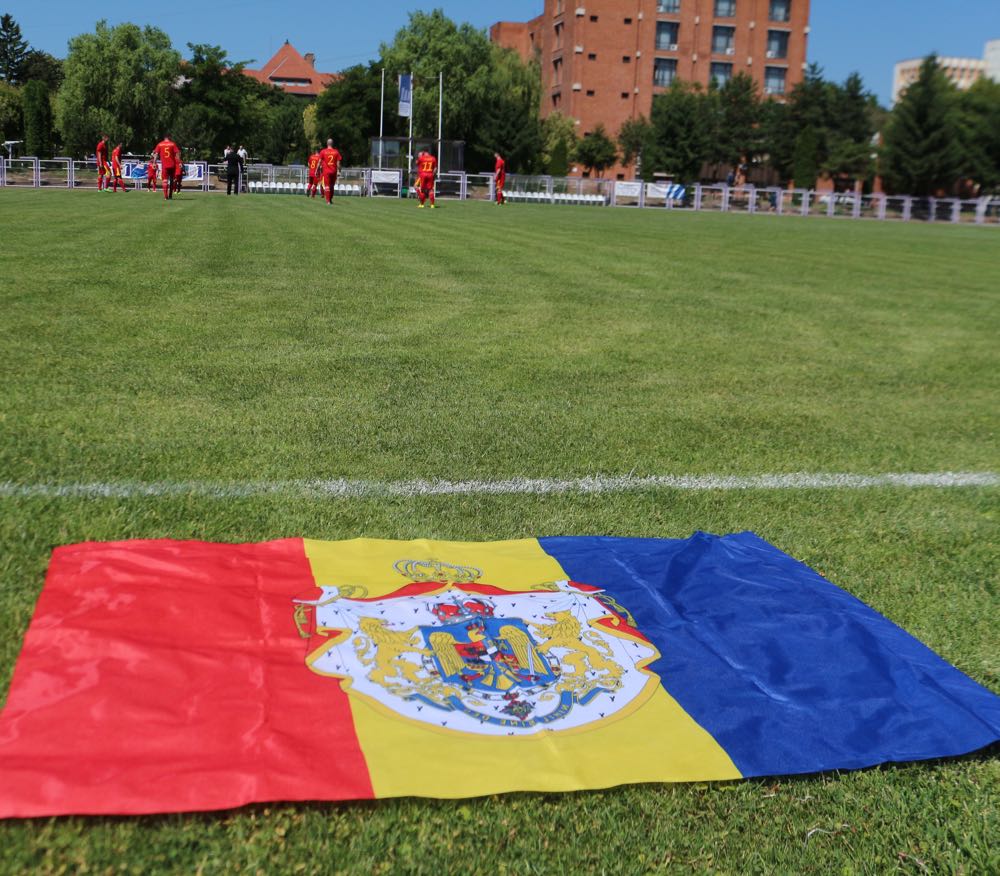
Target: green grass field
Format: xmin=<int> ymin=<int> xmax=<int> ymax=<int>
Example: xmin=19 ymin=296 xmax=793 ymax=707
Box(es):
xmin=0 ymin=189 xmax=997 ymax=874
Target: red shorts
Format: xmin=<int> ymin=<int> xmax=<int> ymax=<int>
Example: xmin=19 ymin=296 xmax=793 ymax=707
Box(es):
xmin=98 ymin=161 xmax=109 ymax=176
xmin=323 ymin=172 xmax=337 ymax=187
xmin=496 ymin=174 xmax=506 ymax=189
xmin=418 ymin=173 xmax=434 ymax=191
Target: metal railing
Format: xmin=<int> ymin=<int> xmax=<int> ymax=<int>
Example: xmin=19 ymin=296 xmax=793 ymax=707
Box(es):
xmin=4 ymin=159 xmax=999 ymax=225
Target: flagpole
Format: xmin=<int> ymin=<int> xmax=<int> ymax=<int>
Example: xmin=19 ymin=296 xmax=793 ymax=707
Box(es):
xmin=408 ymin=72 xmax=413 ymax=183
xmin=437 ymin=71 xmax=443 ymax=169
xmin=378 ymin=68 xmax=385 ymax=170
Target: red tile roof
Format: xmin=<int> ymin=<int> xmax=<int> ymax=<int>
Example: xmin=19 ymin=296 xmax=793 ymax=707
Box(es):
xmin=243 ymin=42 xmax=339 ymax=97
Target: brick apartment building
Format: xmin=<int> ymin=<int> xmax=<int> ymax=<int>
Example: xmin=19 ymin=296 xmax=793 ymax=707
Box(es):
xmin=492 ymin=0 xmax=811 ymax=177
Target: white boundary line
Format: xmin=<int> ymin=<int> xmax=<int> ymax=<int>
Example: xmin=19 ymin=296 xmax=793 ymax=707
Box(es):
xmin=0 ymin=472 xmax=996 ymax=500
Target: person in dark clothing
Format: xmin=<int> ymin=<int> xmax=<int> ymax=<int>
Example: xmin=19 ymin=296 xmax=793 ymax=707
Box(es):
xmin=223 ymin=146 xmax=244 ymax=195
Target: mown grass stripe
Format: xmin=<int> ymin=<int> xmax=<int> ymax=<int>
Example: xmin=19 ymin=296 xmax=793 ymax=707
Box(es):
xmin=1 ymin=471 xmax=996 ymax=500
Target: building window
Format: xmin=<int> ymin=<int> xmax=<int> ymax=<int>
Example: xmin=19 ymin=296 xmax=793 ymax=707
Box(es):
xmin=590 ymin=14 xmax=598 ymax=22
xmin=552 ymin=92 xmax=561 ymax=108
xmin=766 ymin=30 xmax=789 ymax=59
xmin=712 ymin=26 xmax=735 ymax=54
xmin=657 ymin=0 xmax=681 ymax=12
xmin=554 ymin=22 xmax=563 ymax=49
xmin=624 ymin=17 xmax=632 ymax=24
xmin=764 ymin=66 xmax=787 ymax=94
xmin=769 ymin=0 xmax=790 ymax=23
xmin=588 ymin=52 xmax=597 ymax=60
xmin=621 ymin=91 xmax=629 ymax=98
xmin=656 ymin=21 xmax=679 ymax=50
xmin=710 ymin=62 xmax=733 ymax=86
xmin=654 ymin=58 xmax=678 ymax=87
xmin=553 ymin=57 xmax=563 ymax=85
xmin=714 ymin=0 xmax=736 ymax=17
xmin=586 ymin=89 xmax=595 ymax=96
xmin=623 ymin=55 xmax=632 ymax=63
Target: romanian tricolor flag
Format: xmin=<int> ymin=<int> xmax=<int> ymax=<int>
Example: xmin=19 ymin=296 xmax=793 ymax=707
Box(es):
xmin=1 ymin=534 xmax=998 ymax=817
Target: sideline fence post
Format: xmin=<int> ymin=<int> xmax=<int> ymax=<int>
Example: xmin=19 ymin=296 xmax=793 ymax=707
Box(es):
xmin=721 ymin=185 xmax=730 ymax=212
xmin=693 ymin=184 xmax=702 ymax=211
xmin=902 ymin=197 xmax=912 ymax=221
xmin=951 ymin=200 xmax=961 ymax=224
xmin=927 ymin=197 xmax=936 ymax=222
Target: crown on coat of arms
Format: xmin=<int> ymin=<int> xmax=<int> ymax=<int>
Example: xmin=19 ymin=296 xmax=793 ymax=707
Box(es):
xmin=393 ymin=558 xmax=482 ymax=584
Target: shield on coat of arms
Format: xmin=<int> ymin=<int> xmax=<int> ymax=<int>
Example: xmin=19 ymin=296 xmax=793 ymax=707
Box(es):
xmin=295 ymin=570 xmax=661 ymax=736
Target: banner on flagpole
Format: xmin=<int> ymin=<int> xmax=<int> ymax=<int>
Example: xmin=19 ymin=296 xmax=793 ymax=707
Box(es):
xmin=398 ymin=73 xmax=412 ymax=118
xmin=1 ymin=533 xmax=998 ymax=817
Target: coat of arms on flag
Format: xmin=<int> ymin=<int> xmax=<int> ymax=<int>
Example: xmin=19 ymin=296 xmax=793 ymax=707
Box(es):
xmin=294 ymin=559 xmax=660 ymax=735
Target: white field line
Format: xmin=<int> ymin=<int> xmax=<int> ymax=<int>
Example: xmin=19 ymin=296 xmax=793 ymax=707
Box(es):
xmin=0 ymin=471 xmax=996 ymax=500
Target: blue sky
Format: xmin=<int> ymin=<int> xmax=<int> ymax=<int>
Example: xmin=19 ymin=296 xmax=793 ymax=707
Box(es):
xmin=6 ymin=0 xmax=1000 ymax=106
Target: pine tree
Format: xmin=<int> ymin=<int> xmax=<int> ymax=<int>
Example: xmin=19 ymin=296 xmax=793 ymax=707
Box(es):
xmin=0 ymin=14 xmax=28 ymax=84
xmin=22 ymin=79 xmax=53 ymax=158
xmin=881 ymin=55 xmax=963 ymax=196
xmin=792 ymin=126 xmax=819 ymax=188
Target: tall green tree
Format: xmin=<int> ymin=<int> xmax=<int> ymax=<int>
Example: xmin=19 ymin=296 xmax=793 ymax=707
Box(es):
xmin=55 ymin=21 xmax=180 ymax=157
xmin=314 ymin=62 xmax=399 ymax=165
xmin=380 ymin=10 xmax=493 ymax=159
xmin=957 ymin=77 xmax=1000 ymax=192
xmin=21 ymin=79 xmax=52 ymax=157
xmin=541 ymin=111 xmax=577 ymax=175
xmin=618 ymin=116 xmax=655 ymax=179
xmin=469 ymin=45 xmax=542 ymax=172
xmin=573 ymin=123 xmax=618 ymax=177
xmin=0 ymin=80 xmax=22 ymax=143
xmin=0 ymin=14 xmax=28 ymax=84
xmin=881 ymin=55 xmax=963 ymax=196
xmin=174 ymin=44 xmax=261 ymax=159
xmin=713 ymin=73 xmax=762 ymax=167
xmin=792 ymin=125 xmax=819 ymax=188
xmin=18 ymin=50 xmax=62 ymax=90
xmin=648 ymin=80 xmax=717 ymax=181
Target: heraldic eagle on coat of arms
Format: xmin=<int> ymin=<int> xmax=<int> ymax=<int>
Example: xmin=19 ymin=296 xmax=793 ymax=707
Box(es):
xmin=293 ymin=559 xmax=661 ymax=735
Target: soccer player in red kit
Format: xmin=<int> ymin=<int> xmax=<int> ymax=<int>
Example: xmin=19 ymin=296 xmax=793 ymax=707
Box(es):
xmin=494 ymin=151 xmax=506 ymax=205
xmin=152 ymin=136 xmax=179 ymax=200
xmin=306 ymin=148 xmax=322 ymax=198
xmin=317 ymin=139 xmax=341 ymax=204
xmin=95 ymin=135 xmax=110 ymax=191
xmin=415 ymin=150 xmax=437 ymax=208
xmin=110 ymin=143 xmax=125 ymax=192
xmin=146 ymin=158 xmax=157 ymax=192
xmin=172 ymin=146 xmax=183 ymax=195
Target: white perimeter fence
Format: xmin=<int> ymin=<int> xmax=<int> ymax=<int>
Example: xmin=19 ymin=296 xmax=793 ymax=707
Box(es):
xmin=4 ymin=157 xmax=999 ymax=225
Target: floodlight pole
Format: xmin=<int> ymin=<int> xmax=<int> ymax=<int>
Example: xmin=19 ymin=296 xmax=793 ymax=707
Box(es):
xmin=378 ymin=68 xmax=385 ymax=170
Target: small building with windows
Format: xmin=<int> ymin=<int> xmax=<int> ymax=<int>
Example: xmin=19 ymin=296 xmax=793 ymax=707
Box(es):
xmin=491 ymin=0 xmax=811 ymax=178
xmin=243 ymin=41 xmax=338 ymax=98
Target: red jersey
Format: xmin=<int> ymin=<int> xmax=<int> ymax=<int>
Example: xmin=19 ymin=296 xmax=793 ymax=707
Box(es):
xmin=96 ymin=140 xmax=108 ymax=166
xmin=308 ymin=153 xmax=321 ymax=176
xmin=494 ymin=155 xmax=505 ymax=177
xmin=146 ymin=160 xmax=157 ymax=179
xmin=111 ymin=146 xmax=122 ymax=171
xmin=318 ymin=147 xmax=341 ymax=175
xmin=153 ymin=139 xmax=179 ymax=169
xmin=417 ymin=152 xmax=437 ymax=176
